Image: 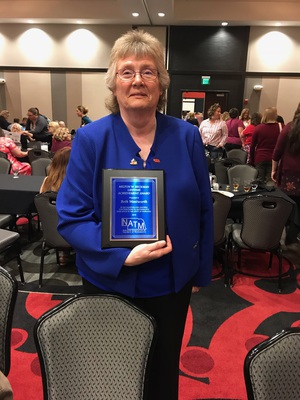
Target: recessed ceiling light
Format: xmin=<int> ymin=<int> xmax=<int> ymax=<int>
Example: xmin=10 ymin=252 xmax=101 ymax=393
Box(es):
xmin=76 ymin=20 xmax=83 ymax=24
xmin=132 ymin=12 xmax=139 ymax=17
xmin=27 ymin=20 xmax=34 ymax=24
xmin=275 ymin=22 xmax=282 ymax=26
xmin=158 ymin=12 xmax=165 ymax=17
xmin=221 ymin=22 xmax=228 ymax=26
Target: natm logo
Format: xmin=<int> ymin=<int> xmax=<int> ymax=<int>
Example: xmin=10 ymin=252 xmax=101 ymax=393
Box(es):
xmin=121 ymin=218 xmax=147 ymax=232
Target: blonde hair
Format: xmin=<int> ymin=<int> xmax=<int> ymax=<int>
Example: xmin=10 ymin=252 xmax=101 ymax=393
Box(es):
xmin=0 ymin=110 xmax=9 ymax=117
xmin=10 ymin=123 xmax=23 ymax=132
xmin=53 ymin=127 xmax=70 ymax=142
xmin=42 ymin=147 xmax=71 ymax=192
xmin=48 ymin=120 xmax=59 ymax=130
xmin=261 ymin=107 xmax=277 ymax=123
xmin=105 ymin=30 xmax=170 ymax=114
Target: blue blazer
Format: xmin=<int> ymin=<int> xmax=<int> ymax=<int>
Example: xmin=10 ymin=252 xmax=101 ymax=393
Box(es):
xmin=57 ymin=112 xmax=213 ymax=298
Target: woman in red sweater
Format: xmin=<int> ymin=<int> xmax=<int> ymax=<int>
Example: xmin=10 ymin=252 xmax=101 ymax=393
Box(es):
xmin=249 ymin=107 xmax=281 ymax=184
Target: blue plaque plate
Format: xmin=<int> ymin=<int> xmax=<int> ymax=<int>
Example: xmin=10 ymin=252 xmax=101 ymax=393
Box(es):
xmin=102 ymin=169 xmax=165 ymax=248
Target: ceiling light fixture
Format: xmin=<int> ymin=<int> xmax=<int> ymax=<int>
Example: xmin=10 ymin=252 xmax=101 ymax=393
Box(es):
xmin=158 ymin=12 xmax=165 ymax=17
xmin=76 ymin=20 xmax=83 ymax=24
xmin=132 ymin=12 xmax=139 ymax=17
xmin=221 ymin=22 xmax=228 ymax=26
xmin=27 ymin=20 xmax=34 ymax=24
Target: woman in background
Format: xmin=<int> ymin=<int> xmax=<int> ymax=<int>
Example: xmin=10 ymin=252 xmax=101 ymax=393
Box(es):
xmin=272 ymin=107 xmax=300 ymax=240
xmin=225 ymin=107 xmax=245 ymax=152
xmin=76 ymin=105 xmax=92 ymax=126
xmin=240 ymin=111 xmax=262 ymax=162
xmin=0 ymin=110 xmax=12 ymax=131
xmin=51 ymin=127 xmax=72 ymax=153
xmin=0 ymin=127 xmax=31 ymax=175
xmin=40 ymin=147 xmax=72 ymax=264
xmin=239 ymin=108 xmax=251 ymax=128
xmin=249 ymin=107 xmax=281 ymax=184
xmin=199 ymin=103 xmax=228 ymax=159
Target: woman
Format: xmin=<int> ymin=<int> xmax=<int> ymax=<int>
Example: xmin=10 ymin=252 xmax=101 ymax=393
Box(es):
xmin=199 ymin=103 xmax=228 ymax=159
xmin=57 ymin=30 xmax=213 ymax=400
xmin=272 ymin=109 xmax=300 ymax=239
xmin=76 ymin=105 xmax=92 ymax=126
xmin=225 ymin=107 xmax=245 ymax=152
xmin=40 ymin=147 xmax=72 ymax=264
xmin=239 ymin=107 xmax=251 ymax=128
xmin=51 ymin=127 xmax=72 ymax=153
xmin=48 ymin=120 xmax=59 ymax=137
xmin=249 ymin=107 xmax=281 ymax=184
xmin=21 ymin=107 xmax=51 ymax=150
xmin=0 ymin=110 xmax=12 ymax=131
xmin=240 ymin=111 xmax=262 ymax=161
xmin=0 ymin=127 xmax=31 ymax=175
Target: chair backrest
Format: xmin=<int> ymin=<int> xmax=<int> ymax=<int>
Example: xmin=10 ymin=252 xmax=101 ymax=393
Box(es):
xmin=212 ymin=192 xmax=232 ymax=246
xmin=31 ymin=158 xmax=52 ymax=176
xmin=28 ymin=149 xmax=52 ymax=164
xmin=227 ymin=164 xmax=258 ymax=186
xmin=34 ymin=191 xmax=70 ymax=248
xmin=0 ymin=152 xmax=8 ymax=159
xmin=0 ymin=267 xmax=18 ymax=376
xmin=226 ymin=148 xmax=248 ymax=164
xmin=0 ymin=158 xmax=11 ymax=174
xmin=241 ymin=195 xmax=293 ymax=250
xmin=244 ymin=327 xmax=300 ymax=400
xmin=214 ymin=159 xmax=240 ymax=184
xmin=34 ymin=294 xmax=157 ymax=400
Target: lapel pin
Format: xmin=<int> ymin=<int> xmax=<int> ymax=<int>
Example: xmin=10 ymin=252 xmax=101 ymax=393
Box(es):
xmin=153 ymin=158 xmax=161 ymax=163
xmin=130 ymin=158 xmax=138 ymax=165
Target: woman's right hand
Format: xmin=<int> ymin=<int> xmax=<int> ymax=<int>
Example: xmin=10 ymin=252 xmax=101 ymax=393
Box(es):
xmin=124 ymin=235 xmax=172 ymax=267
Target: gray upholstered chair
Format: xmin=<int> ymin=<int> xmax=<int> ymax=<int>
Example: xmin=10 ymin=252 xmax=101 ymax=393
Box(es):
xmin=0 ymin=158 xmax=11 ymax=174
xmin=0 ymin=214 xmax=14 ymax=229
xmin=227 ymin=164 xmax=258 ymax=187
xmin=244 ymin=327 xmax=300 ymax=400
xmin=226 ymin=195 xmax=294 ymax=292
xmin=0 ymin=229 xmax=25 ymax=284
xmin=34 ymin=191 xmax=73 ymax=287
xmin=34 ymin=294 xmax=157 ymax=400
xmin=31 ymin=158 xmax=52 ymax=176
xmin=226 ymin=148 xmax=248 ymax=164
xmin=28 ymin=149 xmax=52 ymax=164
xmin=212 ymin=192 xmax=232 ymax=278
xmin=214 ymin=159 xmax=240 ymax=184
xmin=0 ymin=267 xmax=18 ymax=376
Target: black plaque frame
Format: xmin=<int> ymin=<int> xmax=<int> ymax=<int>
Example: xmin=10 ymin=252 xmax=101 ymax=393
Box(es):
xmin=102 ymin=169 xmax=165 ymax=248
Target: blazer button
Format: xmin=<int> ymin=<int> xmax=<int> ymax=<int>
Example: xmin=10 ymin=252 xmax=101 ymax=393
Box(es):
xmin=193 ymin=241 xmax=199 ymax=249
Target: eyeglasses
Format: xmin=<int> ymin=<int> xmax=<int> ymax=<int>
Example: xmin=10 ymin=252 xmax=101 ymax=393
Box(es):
xmin=116 ymin=68 xmax=158 ymax=82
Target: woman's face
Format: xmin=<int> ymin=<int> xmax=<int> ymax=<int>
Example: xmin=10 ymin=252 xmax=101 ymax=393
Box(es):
xmin=212 ymin=107 xmax=221 ymax=120
xmin=114 ymin=56 xmax=162 ymax=114
xmin=76 ymin=109 xmax=83 ymax=117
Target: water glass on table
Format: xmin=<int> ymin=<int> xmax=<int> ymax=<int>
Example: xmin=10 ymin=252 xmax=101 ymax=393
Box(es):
xmin=11 ymin=164 xmax=20 ymax=178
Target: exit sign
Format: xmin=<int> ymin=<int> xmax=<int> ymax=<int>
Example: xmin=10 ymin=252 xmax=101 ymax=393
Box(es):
xmin=201 ymin=76 xmax=210 ymax=85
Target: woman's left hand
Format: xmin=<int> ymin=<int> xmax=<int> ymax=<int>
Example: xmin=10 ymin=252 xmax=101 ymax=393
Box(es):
xmin=124 ymin=235 xmax=172 ymax=266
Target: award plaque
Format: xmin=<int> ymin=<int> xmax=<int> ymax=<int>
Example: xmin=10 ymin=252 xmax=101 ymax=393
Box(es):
xmin=102 ymin=169 xmax=165 ymax=248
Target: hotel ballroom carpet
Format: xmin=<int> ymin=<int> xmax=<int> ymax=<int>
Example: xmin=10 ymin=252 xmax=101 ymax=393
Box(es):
xmin=5 ymin=226 xmax=300 ymax=400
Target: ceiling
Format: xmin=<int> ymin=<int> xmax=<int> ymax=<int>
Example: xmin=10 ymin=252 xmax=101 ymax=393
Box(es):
xmin=1 ymin=0 xmax=300 ymax=27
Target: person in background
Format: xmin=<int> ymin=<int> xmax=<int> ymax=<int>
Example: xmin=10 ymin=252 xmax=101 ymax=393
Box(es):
xmin=0 ymin=127 xmax=31 ymax=175
xmin=57 ymin=29 xmax=213 ymax=400
xmin=48 ymin=120 xmax=59 ymax=137
xmin=20 ymin=117 xmax=28 ymax=128
xmin=51 ymin=127 xmax=72 ymax=153
xmin=224 ymin=107 xmax=245 ymax=152
xmin=239 ymin=107 xmax=251 ymax=128
xmin=0 ymin=110 xmax=12 ymax=131
xmin=249 ymin=107 xmax=281 ymax=184
xmin=185 ymin=111 xmax=199 ymax=126
xmin=199 ymin=103 xmax=228 ymax=159
xmin=272 ymin=105 xmax=300 ymax=240
xmin=21 ymin=107 xmax=51 ymax=150
xmin=58 ymin=120 xmax=66 ymax=127
xmin=195 ymin=112 xmax=203 ymax=125
xmin=240 ymin=112 xmax=262 ymax=162
xmin=40 ymin=147 xmax=72 ymax=264
xmin=221 ymin=111 xmax=230 ymax=121
xmin=76 ymin=105 xmax=92 ymax=126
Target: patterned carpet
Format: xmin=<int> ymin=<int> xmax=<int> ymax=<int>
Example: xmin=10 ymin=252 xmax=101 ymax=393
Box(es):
xmin=5 ymin=222 xmax=300 ymax=399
